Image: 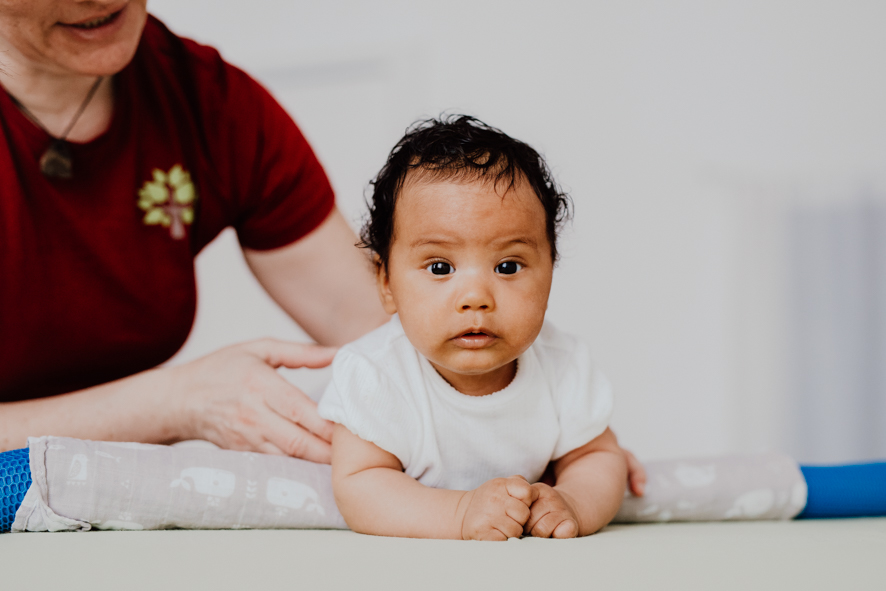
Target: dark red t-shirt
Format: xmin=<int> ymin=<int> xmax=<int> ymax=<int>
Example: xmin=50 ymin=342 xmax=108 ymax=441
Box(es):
xmin=0 ymin=16 xmax=335 ymax=402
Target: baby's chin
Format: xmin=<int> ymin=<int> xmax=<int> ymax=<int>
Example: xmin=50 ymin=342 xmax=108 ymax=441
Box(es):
xmin=428 ymin=354 xmax=518 ymax=378
xmin=443 ymin=362 xmax=512 ymax=376
xmin=422 ymin=340 xmax=532 ymax=374
xmin=428 ymin=357 xmax=519 ymax=396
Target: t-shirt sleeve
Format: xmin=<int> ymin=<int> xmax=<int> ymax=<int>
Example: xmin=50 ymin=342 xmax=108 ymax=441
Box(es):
xmin=185 ymin=47 xmax=334 ymax=251
xmin=141 ymin=19 xmax=335 ymax=252
xmin=317 ymin=348 xmax=418 ymax=469
xmin=223 ymin=67 xmax=335 ymax=250
xmin=545 ymin=332 xmax=614 ymax=460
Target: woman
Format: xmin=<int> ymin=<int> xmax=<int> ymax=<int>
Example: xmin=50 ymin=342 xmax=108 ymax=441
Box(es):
xmin=0 ymin=0 xmax=646 ymax=492
xmin=0 ymin=0 xmax=388 ymax=462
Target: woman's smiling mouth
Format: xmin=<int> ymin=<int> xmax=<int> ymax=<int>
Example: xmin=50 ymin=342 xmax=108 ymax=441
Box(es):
xmin=63 ymin=9 xmax=123 ymax=30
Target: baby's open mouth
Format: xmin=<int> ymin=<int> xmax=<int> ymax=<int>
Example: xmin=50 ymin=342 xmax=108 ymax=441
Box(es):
xmin=454 ymin=330 xmax=497 ymax=348
xmin=64 ymin=10 xmax=123 ymax=30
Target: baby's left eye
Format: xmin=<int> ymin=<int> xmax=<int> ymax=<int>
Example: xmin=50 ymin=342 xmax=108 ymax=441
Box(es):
xmin=495 ymin=261 xmax=522 ymax=275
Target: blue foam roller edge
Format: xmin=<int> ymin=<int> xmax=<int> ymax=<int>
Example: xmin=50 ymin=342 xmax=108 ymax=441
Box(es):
xmin=0 ymin=447 xmax=32 ymax=532
xmin=798 ymin=462 xmax=886 ymax=519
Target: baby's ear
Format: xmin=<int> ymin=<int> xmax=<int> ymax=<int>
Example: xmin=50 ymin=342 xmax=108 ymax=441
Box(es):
xmin=374 ymin=256 xmax=398 ymax=315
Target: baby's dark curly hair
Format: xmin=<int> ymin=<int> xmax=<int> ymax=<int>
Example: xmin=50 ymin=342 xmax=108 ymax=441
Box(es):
xmin=360 ymin=115 xmax=572 ymax=268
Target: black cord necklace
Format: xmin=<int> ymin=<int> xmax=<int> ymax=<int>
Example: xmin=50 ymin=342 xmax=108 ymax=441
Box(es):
xmin=8 ymin=76 xmax=104 ymax=180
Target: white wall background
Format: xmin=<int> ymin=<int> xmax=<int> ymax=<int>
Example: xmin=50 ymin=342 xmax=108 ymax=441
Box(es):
xmin=154 ymin=1 xmax=886 ymax=462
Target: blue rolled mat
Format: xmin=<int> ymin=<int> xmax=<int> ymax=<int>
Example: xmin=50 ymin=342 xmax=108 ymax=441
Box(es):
xmin=0 ymin=448 xmax=31 ymax=532
xmin=798 ymin=462 xmax=886 ymax=519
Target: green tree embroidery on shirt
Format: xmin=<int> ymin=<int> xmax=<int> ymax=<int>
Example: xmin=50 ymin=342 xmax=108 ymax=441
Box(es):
xmin=138 ymin=164 xmax=197 ymax=240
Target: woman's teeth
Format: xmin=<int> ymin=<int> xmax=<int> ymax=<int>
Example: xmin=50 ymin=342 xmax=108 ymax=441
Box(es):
xmin=70 ymin=13 xmax=116 ymax=29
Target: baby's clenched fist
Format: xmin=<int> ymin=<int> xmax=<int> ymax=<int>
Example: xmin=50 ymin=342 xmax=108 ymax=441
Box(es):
xmin=460 ymin=475 xmax=539 ymax=541
xmin=524 ymin=482 xmax=580 ymax=538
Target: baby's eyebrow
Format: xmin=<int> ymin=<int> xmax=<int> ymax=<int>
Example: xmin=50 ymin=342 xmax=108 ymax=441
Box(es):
xmin=411 ymin=237 xmax=539 ymax=249
xmin=410 ymin=237 xmax=462 ymax=248
xmin=494 ymin=237 xmax=538 ymax=249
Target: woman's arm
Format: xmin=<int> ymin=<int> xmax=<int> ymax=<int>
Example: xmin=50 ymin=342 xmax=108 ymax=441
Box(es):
xmin=526 ymin=427 xmax=628 ymax=538
xmin=244 ymin=208 xmax=390 ymax=346
xmin=0 ymin=362 xmax=180 ymax=452
xmin=0 ymin=340 xmax=338 ymax=460
xmin=332 ymin=424 xmax=537 ymax=540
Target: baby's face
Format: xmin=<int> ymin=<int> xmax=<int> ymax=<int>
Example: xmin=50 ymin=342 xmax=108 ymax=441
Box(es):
xmin=377 ymin=174 xmax=553 ymax=396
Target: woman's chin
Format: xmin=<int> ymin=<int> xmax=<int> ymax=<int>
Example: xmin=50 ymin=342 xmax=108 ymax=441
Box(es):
xmin=49 ymin=4 xmax=146 ymax=76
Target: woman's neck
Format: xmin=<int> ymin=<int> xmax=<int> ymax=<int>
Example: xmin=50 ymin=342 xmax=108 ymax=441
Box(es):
xmin=0 ymin=35 xmax=114 ymax=142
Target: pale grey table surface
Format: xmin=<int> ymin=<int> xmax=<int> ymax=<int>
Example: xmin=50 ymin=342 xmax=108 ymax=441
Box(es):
xmin=2 ymin=519 xmax=883 ymax=590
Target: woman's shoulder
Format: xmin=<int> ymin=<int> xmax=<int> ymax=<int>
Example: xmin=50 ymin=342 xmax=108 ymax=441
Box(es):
xmin=135 ymin=15 xmax=250 ymax=94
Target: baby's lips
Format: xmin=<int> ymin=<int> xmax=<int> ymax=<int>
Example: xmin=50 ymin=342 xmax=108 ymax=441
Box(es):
xmin=455 ymin=327 xmax=498 ymax=339
xmin=452 ymin=332 xmax=498 ymax=349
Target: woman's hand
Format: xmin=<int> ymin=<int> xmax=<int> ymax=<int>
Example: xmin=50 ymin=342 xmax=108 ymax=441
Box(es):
xmin=171 ymin=339 xmax=337 ymax=463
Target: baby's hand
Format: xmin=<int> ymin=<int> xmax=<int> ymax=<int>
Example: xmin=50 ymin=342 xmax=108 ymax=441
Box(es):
xmin=524 ymin=483 xmax=580 ymax=538
xmin=460 ymin=475 xmax=538 ymax=541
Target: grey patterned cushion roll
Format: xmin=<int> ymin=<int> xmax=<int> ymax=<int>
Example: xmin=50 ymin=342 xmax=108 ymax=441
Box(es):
xmin=13 ymin=437 xmax=805 ymax=532
xmin=13 ymin=436 xmax=345 ymax=532
xmin=613 ymin=452 xmax=807 ymax=523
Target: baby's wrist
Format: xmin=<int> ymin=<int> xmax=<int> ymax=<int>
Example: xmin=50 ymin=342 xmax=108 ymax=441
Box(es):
xmin=455 ymin=489 xmax=475 ymax=540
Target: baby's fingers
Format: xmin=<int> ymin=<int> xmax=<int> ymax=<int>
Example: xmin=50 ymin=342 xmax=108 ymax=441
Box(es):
xmin=552 ymin=520 xmax=579 ymax=539
xmin=503 ymin=497 xmax=531 ymax=526
xmin=504 ymin=475 xmax=538 ymax=506
xmin=528 ymin=509 xmax=578 ymax=539
xmin=491 ymin=516 xmax=525 ymax=540
xmin=477 ymin=529 xmax=508 ymax=542
xmin=624 ymin=448 xmax=646 ymax=497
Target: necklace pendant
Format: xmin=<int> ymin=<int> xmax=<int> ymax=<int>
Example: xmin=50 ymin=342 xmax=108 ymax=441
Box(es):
xmin=40 ymin=140 xmax=73 ymax=180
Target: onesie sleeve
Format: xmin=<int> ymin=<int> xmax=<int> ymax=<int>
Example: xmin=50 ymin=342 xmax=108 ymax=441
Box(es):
xmin=317 ymin=348 xmax=418 ymax=469
xmin=541 ymin=327 xmax=614 ymax=460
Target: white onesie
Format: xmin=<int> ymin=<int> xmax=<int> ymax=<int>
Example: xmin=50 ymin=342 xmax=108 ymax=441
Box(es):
xmin=318 ymin=315 xmax=613 ymax=491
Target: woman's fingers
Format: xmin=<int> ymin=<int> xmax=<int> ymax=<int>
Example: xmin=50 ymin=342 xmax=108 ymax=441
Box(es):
xmin=247 ymin=339 xmax=338 ymax=370
xmin=264 ymin=376 xmax=335 ymax=443
xmin=254 ymin=441 xmax=287 ymax=456
xmin=260 ymin=407 xmax=332 ymax=464
xmin=179 ymin=339 xmax=339 ymax=462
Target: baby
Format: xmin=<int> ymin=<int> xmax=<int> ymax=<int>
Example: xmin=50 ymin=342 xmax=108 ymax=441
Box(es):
xmin=318 ymin=115 xmax=627 ymax=540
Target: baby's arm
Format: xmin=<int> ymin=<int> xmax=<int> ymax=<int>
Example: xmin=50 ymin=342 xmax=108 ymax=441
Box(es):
xmin=526 ymin=427 xmax=627 ymax=538
xmin=331 ymin=424 xmax=538 ymax=540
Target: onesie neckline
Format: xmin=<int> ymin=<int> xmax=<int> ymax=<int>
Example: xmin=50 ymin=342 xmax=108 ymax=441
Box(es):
xmin=417 ymin=348 xmax=533 ymax=411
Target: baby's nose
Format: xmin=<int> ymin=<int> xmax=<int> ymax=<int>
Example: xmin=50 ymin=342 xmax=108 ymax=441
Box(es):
xmin=457 ymin=277 xmax=494 ymax=311
xmin=461 ymin=302 xmax=489 ymax=310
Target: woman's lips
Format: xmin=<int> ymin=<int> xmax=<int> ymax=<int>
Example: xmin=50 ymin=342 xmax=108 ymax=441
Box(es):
xmin=58 ymin=6 xmax=126 ymax=40
xmin=452 ymin=332 xmax=497 ymax=349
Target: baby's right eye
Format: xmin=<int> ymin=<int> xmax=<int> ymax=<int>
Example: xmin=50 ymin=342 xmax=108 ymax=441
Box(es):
xmin=427 ymin=262 xmax=454 ymax=275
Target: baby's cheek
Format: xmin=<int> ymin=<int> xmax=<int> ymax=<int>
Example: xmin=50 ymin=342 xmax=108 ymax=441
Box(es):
xmin=398 ymin=314 xmax=442 ymax=357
